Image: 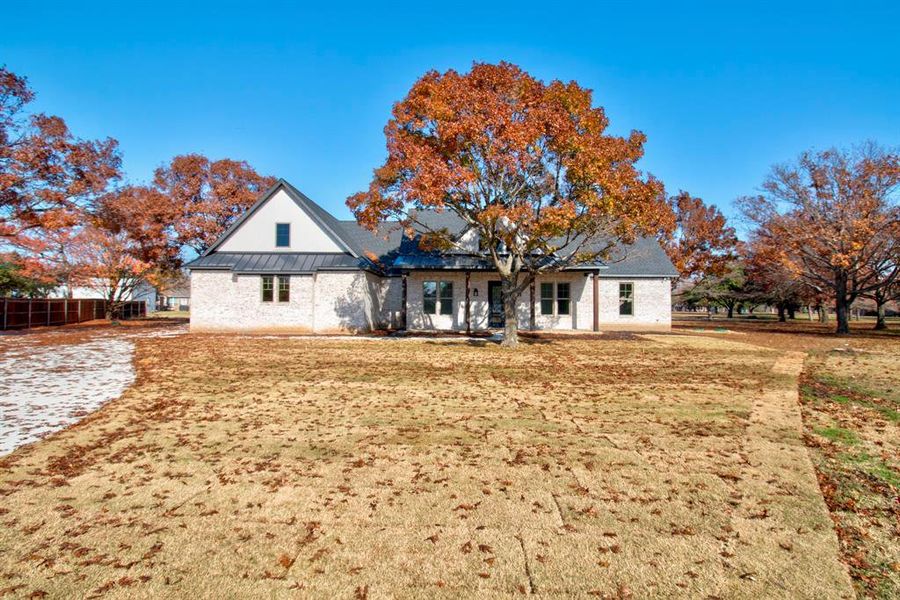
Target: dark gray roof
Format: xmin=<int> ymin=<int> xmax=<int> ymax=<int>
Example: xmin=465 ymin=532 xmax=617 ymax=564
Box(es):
xmin=192 ymin=179 xmax=677 ymax=278
xmin=186 ymin=252 xmax=368 ymax=273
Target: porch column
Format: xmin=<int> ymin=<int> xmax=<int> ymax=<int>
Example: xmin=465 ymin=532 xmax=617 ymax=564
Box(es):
xmin=401 ymin=273 xmax=408 ymax=330
xmin=464 ymin=271 xmax=471 ymax=336
xmin=592 ymin=271 xmax=600 ymax=332
xmin=529 ymin=279 xmax=536 ymax=330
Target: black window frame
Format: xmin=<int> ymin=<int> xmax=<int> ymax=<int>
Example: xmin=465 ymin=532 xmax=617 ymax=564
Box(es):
xmin=619 ymin=282 xmax=634 ymax=316
xmin=423 ymin=281 xmax=438 ymax=315
xmin=275 ymin=223 xmax=291 ymax=248
xmin=423 ymin=280 xmax=454 ymax=315
xmin=540 ymin=282 xmax=554 ymax=315
xmin=438 ymin=281 xmax=454 ymax=315
xmin=261 ymin=275 xmax=274 ymax=302
xmin=556 ymin=282 xmax=571 ymax=315
xmin=540 ymin=281 xmax=571 ymax=316
xmin=277 ymin=275 xmax=290 ymax=303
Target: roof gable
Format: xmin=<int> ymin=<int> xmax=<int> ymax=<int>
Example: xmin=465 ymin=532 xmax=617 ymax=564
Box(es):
xmin=205 ymin=180 xmax=358 ymax=257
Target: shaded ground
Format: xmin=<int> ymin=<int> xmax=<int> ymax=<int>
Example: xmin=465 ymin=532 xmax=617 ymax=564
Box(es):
xmin=675 ymin=317 xmax=899 ymax=598
xmin=0 ymin=333 xmax=852 ymax=598
xmin=0 ymin=322 xmax=185 ymax=455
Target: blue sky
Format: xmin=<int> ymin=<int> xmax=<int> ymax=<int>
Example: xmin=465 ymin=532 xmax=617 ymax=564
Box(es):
xmin=3 ymin=1 xmax=898 ymax=234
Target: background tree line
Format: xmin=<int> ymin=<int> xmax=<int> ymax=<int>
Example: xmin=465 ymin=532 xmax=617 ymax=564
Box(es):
xmin=2 ymin=63 xmax=898 ymax=333
xmin=667 ymin=143 xmax=899 ymax=333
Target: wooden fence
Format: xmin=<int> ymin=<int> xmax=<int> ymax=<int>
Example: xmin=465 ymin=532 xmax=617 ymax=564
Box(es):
xmin=0 ymin=298 xmax=146 ymax=331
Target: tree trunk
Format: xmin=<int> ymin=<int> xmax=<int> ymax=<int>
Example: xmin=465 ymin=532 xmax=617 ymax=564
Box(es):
xmin=787 ymin=305 xmax=796 ymax=320
xmin=818 ymin=305 xmax=828 ymax=323
xmin=835 ymin=274 xmax=850 ymax=334
xmin=777 ymin=304 xmax=786 ymax=322
xmin=500 ymin=274 xmax=520 ymax=347
xmin=874 ymin=300 xmax=887 ymax=330
xmin=807 ymin=305 xmax=814 ymax=321
xmin=727 ymin=304 xmax=734 ymax=319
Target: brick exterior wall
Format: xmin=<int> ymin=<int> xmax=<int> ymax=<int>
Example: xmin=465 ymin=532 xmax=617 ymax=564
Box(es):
xmin=191 ymin=270 xmax=383 ymax=333
xmin=191 ymin=270 xmax=671 ymax=334
xmin=405 ymin=271 xmax=671 ymax=332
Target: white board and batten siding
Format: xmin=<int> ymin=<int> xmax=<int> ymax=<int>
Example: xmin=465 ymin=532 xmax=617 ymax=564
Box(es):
xmin=216 ymin=189 xmax=342 ymax=253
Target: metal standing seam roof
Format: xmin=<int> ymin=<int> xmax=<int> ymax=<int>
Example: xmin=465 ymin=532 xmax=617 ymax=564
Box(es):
xmin=186 ymin=252 xmax=368 ymax=273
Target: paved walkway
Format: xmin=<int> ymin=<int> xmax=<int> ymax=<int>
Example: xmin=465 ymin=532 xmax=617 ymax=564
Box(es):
xmin=0 ymin=324 xmax=185 ymax=455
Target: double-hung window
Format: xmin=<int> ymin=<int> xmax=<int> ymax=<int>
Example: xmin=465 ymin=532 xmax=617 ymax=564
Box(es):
xmin=262 ymin=275 xmax=290 ymax=303
xmin=619 ymin=282 xmax=634 ymax=316
xmin=278 ymin=275 xmax=290 ymax=302
xmin=276 ymin=223 xmax=291 ymax=248
xmin=261 ymin=276 xmax=274 ymax=302
xmin=423 ymin=281 xmax=454 ymax=315
xmin=556 ymin=282 xmax=570 ymax=315
xmin=540 ymin=283 xmax=554 ymax=315
xmin=540 ymin=282 xmax=570 ymax=316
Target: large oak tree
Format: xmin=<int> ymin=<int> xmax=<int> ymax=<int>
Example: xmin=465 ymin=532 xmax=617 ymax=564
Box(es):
xmin=741 ymin=143 xmax=899 ymax=334
xmin=348 ymin=62 xmax=667 ymax=346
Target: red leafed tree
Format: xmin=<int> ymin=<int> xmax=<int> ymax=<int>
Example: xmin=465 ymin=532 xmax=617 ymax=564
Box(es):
xmin=66 ymin=186 xmax=182 ymax=318
xmin=663 ymin=191 xmax=738 ymax=287
xmin=348 ymin=62 xmax=668 ymax=346
xmin=0 ymin=67 xmax=121 ymax=261
xmin=743 ymin=232 xmax=810 ymax=321
xmin=742 ymin=142 xmax=900 ymax=334
xmin=151 ymin=154 xmax=276 ymax=254
xmin=68 ymin=223 xmax=155 ymax=318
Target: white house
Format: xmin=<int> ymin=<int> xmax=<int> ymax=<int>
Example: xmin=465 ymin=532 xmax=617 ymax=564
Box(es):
xmin=186 ymin=180 xmax=676 ymax=334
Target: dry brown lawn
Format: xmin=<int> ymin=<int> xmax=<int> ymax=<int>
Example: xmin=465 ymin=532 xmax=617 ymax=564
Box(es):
xmin=0 ymin=332 xmax=856 ymax=598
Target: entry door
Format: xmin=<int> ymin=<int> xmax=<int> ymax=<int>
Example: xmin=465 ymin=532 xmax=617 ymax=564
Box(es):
xmin=488 ymin=281 xmax=505 ymax=328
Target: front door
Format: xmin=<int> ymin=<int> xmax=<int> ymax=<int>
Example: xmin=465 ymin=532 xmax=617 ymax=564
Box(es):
xmin=488 ymin=281 xmax=505 ymax=328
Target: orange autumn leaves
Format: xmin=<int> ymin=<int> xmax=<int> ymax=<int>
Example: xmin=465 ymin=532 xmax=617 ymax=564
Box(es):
xmin=1 ymin=66 xmax=274 ymax=295
xmin=348 ymin=62 xmax=667 ymax=255
xmin=740 ymin=143 xmax=900 ymax=333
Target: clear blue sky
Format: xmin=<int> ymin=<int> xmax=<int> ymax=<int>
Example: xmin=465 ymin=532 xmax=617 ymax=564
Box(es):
xmin=4 ymin=1 xmax=898 ymax=234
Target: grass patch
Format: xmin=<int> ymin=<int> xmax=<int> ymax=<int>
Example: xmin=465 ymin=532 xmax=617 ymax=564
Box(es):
xmin=841 ymin=453 xmax=900 ymax=488
xmin=801 ymin=348 xmax=900 ymax=598
xmin=814 ymin=426 xmax=859 ymax=445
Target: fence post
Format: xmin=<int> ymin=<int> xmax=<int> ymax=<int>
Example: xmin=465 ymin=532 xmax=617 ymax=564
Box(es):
xmin=77 ymin=300 xmax=82 ymax=323
xmin=27 ymin=299 xmax=32 ymax=329
xmin=47 ymin=300 xmax=51 ymax=326
xmin=2 ymin=298 xmax=6 ymax=331
xmin=64 ymin=299 xmax=68 ymax=325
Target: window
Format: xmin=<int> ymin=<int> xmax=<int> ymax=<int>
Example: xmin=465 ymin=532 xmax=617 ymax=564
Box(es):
xmin=540 ymin=283 xmax=554 ymax=315
xmin=278 ymin=275 xmax=290 ymax=302
xmin=423 ymin=281 xmax=454 ymax=315
xmin=556 ymin=282 xmax=570 ymax=315
xmin=540 ymin=282 xmax=570 ymax=316
xmin=619 ymin=282 xmax=634 ymax=316
xmin=261 ymin=275 xmax=274 ymax=302
xmin=276 ymin=223 xmax=290 ymax=247
xmin=439 ymin=281 xmax=453 ymax=315
xmin=423 ymin=281 xmax=437 ymax=314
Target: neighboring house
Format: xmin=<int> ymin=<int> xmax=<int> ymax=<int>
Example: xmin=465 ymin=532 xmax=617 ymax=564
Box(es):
xmin=158 ymin=279 xmax=191 ymax=311
xmin=51 ymin=280 xmax=157 ymax=309
xmin=186 ymin=180 xmax=676 ymax=333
